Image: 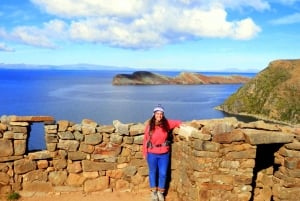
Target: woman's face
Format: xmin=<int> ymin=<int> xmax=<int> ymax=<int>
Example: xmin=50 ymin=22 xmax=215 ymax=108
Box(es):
xmin=154 ymin=111 xmax=164 ymax=122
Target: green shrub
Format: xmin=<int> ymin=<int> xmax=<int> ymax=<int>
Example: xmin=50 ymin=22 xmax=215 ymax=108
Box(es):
xmin=7 ymin=192 xmax=20 ymax=201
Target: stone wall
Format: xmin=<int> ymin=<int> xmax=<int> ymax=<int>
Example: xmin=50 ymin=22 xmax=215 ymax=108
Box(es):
xmin=0 ymin=115 xmax=299 ymax=201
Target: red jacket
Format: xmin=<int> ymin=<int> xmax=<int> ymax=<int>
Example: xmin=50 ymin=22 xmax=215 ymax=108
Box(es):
xmin=143 ymin=119 xmax=181 ymax=157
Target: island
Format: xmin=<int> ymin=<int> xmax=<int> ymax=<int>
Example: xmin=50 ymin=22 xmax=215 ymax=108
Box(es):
xmin=112 ymin=71 xmax=251 ymax=85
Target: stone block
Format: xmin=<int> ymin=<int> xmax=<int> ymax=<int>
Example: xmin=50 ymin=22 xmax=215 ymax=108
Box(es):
xmin=68 ymin=151 xmax=87 ymax=161
xmin=10 ymin=115 xmax=54 ymax=122
xmin=57 ymin=120 xmax=69 ymax=132
xmin=213 ymin=129 xmax=245 ymax=143
xmin=57 ymin=140 xmax=79 ymax=151
xmin=115 ymin=179 xmax=130 ymax=191
xmin=23 ymin=169 xmax=48 ymax=182
xmin=113 ymin=120 xmax=130 ymax=136
xmin=28 ymin=150 xmax=52 ymax=160
xmin=14 ymin=140 xmax=26 ymax=155
xmin=129 ymin=123 xmax=145 ymax=136
xmin=14 ymin=159 xmax=36 ymax=174
xmin=48 ymin=170 xmax=67 ymax=185
xmin=0 ymin=172 xmax=10 ymax=184
xmin=22 ymin=181 xmax=53 ymax=192
xmin=66 ymin=173 xmax=86 ymax=186
xmin=97 ymin=125 xmax=115 ymax=133
xmin=82 ymin=160 xmax=116 ymax=172
xmin=84 ymin=133 xmax=102 ymax=145
xmin=83 ymin=176 xmax=109 ymax=192
xmin=243 ymin=129 xmax=294 ymax=145
xmin=53 ymin=159 xmax=67 ymax=170
xmin=79 ymin=143 xmax=94 ymax=153
xmin=58 ymin=131 xmax=74 ymax=140
xmin=67 ymin=161 xmax=82 ymax=173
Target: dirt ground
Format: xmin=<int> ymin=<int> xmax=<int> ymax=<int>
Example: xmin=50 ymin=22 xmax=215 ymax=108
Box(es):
xmin=1 ymin=191 xmax=178 ymax=201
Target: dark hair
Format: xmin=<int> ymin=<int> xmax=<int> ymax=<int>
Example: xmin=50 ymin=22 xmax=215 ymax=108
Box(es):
xmin=149 ymin=115 xmax=170 ymax=133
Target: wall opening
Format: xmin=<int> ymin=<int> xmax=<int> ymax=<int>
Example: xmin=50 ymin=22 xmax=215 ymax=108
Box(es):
xmin=250 ymin=143 xmax=283 ymax=201
xmin=27 ymin=123 xmax=46 ymax=152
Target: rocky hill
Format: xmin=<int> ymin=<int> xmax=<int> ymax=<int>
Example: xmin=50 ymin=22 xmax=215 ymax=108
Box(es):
xmin=216 ymin=59 xmax=300 ymax=125
xmin=112 ymin=71 xmax=250 ymax=85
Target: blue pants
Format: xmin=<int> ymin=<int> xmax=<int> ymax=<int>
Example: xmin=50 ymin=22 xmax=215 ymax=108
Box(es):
xmin=147 ymin=152 xmax=170 ymax=190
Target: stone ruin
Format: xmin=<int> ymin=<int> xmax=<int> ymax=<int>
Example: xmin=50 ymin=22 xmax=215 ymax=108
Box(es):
xmin=0 ymin=115 xmax=299 ymax=201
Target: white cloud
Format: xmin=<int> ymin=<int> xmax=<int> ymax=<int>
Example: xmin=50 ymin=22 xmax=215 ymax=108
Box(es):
xmin=0 ymin=43 xmax=14 ymax=52
xmin=18 ymin=0 xmax=264 ymax=49
xmin=270 ymin=13 xmax=300 ymax=25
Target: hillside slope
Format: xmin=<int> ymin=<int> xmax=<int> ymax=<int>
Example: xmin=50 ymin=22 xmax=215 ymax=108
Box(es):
xmin=112 ymin=71 xmax=250 ymax=85
xmin=216 ymin=59 xmax=300 ymax=125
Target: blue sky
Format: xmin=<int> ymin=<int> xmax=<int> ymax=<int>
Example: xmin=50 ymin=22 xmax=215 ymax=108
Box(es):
xmin=0 ymin=0 xmax=300 ymax=72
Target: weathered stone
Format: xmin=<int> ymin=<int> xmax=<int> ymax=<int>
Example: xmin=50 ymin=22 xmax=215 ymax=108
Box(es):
xmin=11 ymin=126 xmax=27 ymax=133
xmin=82 ymin=172 xmax=99 ymax=179
xmin=85 ymin=133 xmax=102 ymax=145
xmin=68 ymin=151 xmax=87 ymax=161
xmin=9 ymin=122 xmax=29 ymax=126
xmin=82 ymin=119 xmax=98 ymax=127
xmin=79 ymin=143 xmax=94 ymax=153
xmin=243 ymin=129 xmax=294 ymax=144
xmin=115 ymin=179 xmax=130 ymax=191
xmin=129 ymin=123 xmax=145 ymax=136
xmin=0 ymin=172 xmax=10 ymax=184
xmin=106 ymin=169 xmax=123 ymax=179
xmin=58 ymin=131 xmax=74 ymax=140
xmin=0 ymin=139 xmax=14 ymax=157
xmin=10 ymin=115 xmax=54 ymax=122
xmin=123 ymin=136 xmax=134 ymax=144
xmin=23 ymin=169 xmax=48 ymax=182
xmin=0 ymin=123 xmax=7 ymax=131
xmin=66 ymin=173 xmax=86 ymax=186
xmin=48 ymin=170 xmax=67 ymax=185
xmin=67 ymin=161 xmax=82 ymax=173
xmin=226 ymin=149 xmax=256 ymax=159
xmin=133 ymin=135 xmax=143 ymax=144
xmin=113 ymin=120 xmax=130 ymax=136
xmin=193 ymin=140 xmax=220 ymax=152
xmin=285 ymin=141 xmax=300 ymax=150
xmin=82 ymin=125 xmax=96 ymax=135
xmin=22 ymin=181 xmax=53 ymax=192
xmin=57 ymin=120 xmax=69 ymax=132
xmin=14 ymin=159 xmax=36 ymax=174
xmin=84 ymin=176 xmax=109 ymax=192
xmin=28 ymin=150 xmax=52 ymax=160
xmin=240 ymin=120 xmax=281 ymax=131
xmin=14 ymin=140 xmax=26 ymax=155
xmin=45 ymin=133 xmax=58 ymax=143
xmin=110 ymin=133 xmax=123 ymax=144
xmin=97 ymin=125 xmax=115 ymax=133
xmin=74 ymin=131 xmax=84 ymax=141
xmin=37 ymin=160 xmax=48 ymax=169
xmin=213 ymin=129 xmax=245 ymax=143
xmin=82 ymin=160 xmax=116 ymax=172
xmin=93 ymin=143 xmax=121 ymax=160
xmin=53 ymin=159 xmax=67 ymax=170
xmin=123 ymin=166 xmax=137 ymax=176
xmin=279 ymin=147 xmax=300 ymax=158
xmin=46 ymin=143 xmax=57 ymax=151
xmin=178 ymin=125 xmax=196 ymax=140
xmin=57 ymin=140 xmax=79 ymax=151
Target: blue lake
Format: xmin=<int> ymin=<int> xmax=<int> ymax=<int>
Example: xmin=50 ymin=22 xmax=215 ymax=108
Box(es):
xmin=0 ymin=69 xmax=256 ymax=150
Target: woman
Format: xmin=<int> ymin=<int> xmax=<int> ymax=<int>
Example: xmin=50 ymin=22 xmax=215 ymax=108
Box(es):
xmin=143 ymin=104 xmax=181 ymax=201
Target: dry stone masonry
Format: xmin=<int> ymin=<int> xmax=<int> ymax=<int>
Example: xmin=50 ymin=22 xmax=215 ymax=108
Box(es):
xmin=0 ymin=115 xmax=299 ymax=201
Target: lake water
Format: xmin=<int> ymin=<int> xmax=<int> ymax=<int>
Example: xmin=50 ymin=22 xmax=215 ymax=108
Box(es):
xmin=0 ymin=69 xmax=256 ymax=150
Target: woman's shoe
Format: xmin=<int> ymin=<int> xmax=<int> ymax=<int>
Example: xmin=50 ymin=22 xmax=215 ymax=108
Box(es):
xmin=151 ymin=190 xmax=158 ymax=201
xmin=157 ymin=191 xmax=165 ymax=201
